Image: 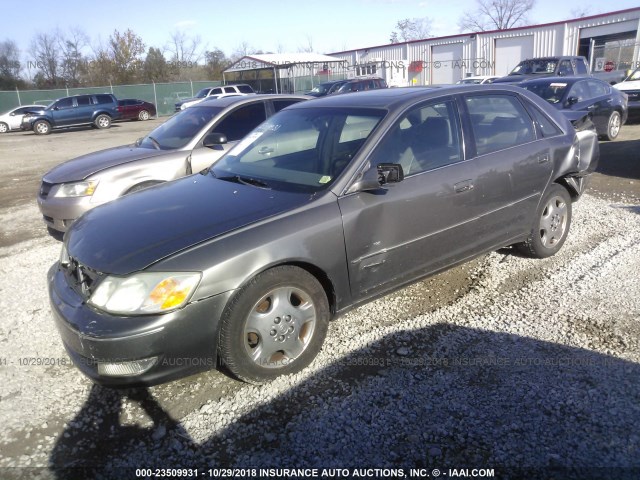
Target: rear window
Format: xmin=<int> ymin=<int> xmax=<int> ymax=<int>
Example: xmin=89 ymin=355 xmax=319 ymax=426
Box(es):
xmin=95 ymin=94 xmax=114 ymax=105
xmin=76 ymin=96 xmax=92 ymax=106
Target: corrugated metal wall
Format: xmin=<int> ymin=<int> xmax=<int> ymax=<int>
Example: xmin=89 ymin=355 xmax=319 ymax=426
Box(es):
xmin=329 ymin=8 xmax=640 ymax=85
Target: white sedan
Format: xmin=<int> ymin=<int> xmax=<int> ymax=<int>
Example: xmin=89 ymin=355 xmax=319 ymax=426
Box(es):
xmin=0 ymin=105 xmax=46 ymax=133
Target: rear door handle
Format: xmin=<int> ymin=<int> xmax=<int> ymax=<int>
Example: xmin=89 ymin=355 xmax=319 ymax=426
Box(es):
xmin=538 ymin=153 xmax=550 ymax=163
xmin=454 ymin=180 xmax=474 ymax=193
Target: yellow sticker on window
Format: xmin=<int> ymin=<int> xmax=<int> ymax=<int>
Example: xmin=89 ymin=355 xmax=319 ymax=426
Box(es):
xmin=319 ymin=176 xmax=331 ymax=184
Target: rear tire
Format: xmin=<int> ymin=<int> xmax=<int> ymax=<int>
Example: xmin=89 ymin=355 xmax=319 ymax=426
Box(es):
xmin=138 ymin=110 xmax=150 ymax=121
xmin=219 ymin=266 xmax=330 ymax=384
xmin=518 ymin=184 xmax=572 ymax=258
xmin=95 ymin=114 xmax=111 ymax=129
xmin=33 ymin=120 xmax=51 ymax=135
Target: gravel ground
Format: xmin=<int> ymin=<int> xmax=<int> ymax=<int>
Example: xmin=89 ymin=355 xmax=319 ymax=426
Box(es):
xmin=0 ymin=124 xmax=639 ymax=479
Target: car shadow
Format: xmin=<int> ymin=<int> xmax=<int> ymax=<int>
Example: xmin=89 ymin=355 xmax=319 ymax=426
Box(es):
xmin=597 ymin=138 xmax=640 ymax=181
xmin=49 ymin=325 xmax=640 ymax=478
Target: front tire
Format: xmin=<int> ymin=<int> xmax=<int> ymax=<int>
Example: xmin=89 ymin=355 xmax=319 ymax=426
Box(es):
xmin=95 ymin=114 xmax=111 ymax=129
xmin=219 ymin=266 xmax=330 ymax=384
xmin=518 ymin=184 xmax=572 ymax=258
xmin=33 ymin=120 xmax=51 ymax=135
xmin=0 ymin=122 xmax=8 ymax=133
xmin=138 ymin=110 xmax=150 ymax=121
xmin=604 ymin=111 xmax=621 ymax=141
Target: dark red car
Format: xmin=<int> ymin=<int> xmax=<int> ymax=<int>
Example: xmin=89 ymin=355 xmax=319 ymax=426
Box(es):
xmin=116 ymin=99 xmax=156 ymax=121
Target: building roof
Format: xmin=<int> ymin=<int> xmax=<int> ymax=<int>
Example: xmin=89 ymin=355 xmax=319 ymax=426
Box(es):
xmin=328 ymin=7 xmax=640 ymax=55
xmin=225 ymin=53 xmax=345 ymax=73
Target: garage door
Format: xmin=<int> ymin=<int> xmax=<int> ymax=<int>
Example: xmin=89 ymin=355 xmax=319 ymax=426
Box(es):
xmin=431 ymin=43 xmax=464 ymax=84
xmin=495 ymin=36 xmax=534 ymax=76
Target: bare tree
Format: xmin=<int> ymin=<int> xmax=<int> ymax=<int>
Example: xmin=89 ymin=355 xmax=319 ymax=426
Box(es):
xmin=570 ymin=7 xmax=593 ymax=18
xmin=390 ymin=17 xmax=433 ymax=43
xmin=166 ymin=30 xmax=204 ymax=63
xmin=231 ymin=41 xmax=256 ymax=61
xmin=458 ymin=0 xmax=535 ymax=32
xmin=30 ymin=32 xmax=62 ymax=87
xmin=59 ymin=27 xmax=89 ymax=86
xmin=0 ymin=39 xmax=23 ymax=88
xmin=297 ymin=35 xmax=314 ymax=53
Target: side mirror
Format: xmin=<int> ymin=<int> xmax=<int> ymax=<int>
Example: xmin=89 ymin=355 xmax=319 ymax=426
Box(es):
xmin=348 ymin=163 xmax=404 ymax=193
xmin=203 ymin=132 xmax=228 ymax=148
xmin=566 ymin=96 xmax=579 ymax=107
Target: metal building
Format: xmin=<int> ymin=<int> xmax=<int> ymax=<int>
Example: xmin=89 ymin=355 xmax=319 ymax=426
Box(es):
xmin=328 ymin=7 xmax=640 ymax=86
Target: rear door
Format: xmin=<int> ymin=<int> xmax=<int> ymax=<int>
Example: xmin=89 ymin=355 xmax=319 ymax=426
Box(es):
xmin=585 ymin=79 xmax=615 ymax=133
xmin=461 ymin=92 xmax=552 ymax=247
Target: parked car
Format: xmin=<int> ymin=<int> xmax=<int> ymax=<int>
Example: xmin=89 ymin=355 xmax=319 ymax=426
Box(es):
xmin=48 ymin=85 xmax=599 ymax=386
xmin=614 ymin=67 xmax=640 ymax=119
xmin=116 ymin=99 xmax=157 ymax=121
xmin=305 ymin=80 xmax=349 ymax=97
xmin=21 ymin=94 xmax=120 ymax=135
xmin=38 ymin=94 xmax=308 ymax=233
xmin=0 ymin=104 xmax=47 ymax=133
xmin=334 ymin=77 xmax=388 ymax=94
xmin=456 ymin=75 xmax=499 ymax=85
xmin=493 ymin=56 xmax=590 ymax=84
xmin=175 ymin=84 xmax=255 ymax=111
xmin=520 ymin=76 xmax=628 ymax=140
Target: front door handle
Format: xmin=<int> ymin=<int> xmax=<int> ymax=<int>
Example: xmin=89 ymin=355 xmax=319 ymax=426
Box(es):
xmin=538 ymin=153 xmax=550 ymax=163
xmin=454 ymin=180 xmax=474 ymax=193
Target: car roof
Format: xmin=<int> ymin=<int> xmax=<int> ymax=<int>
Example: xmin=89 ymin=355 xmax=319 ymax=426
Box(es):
xmin=196 ymin=94 xmax=310 ymax=108
xmin=519 ymin=76 xmax=594 ymax=86
xmin=285 ymin=84 xmax=528 ymax=111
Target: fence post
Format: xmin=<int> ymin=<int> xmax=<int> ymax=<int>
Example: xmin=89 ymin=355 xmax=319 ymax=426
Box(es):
xmin=16 ymin=87 xmax=21 ymax=106
xmin=153 ymin=82 xmax=158 ymax=117
xmin=66 ymin=86 xmax=69 ymax=96
xmin=190 ymin=80 xmax=193 ymax=97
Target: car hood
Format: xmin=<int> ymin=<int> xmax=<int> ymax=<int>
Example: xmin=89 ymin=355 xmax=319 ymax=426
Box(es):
xmin=615 ymin=80 xmax=640 ymax=91
xmin=66 ymin=173 xmax=317 ymax=275
xmin=43 ymin=145 xmax=173 ymax=183
xmin=176 ymin=97 xmax=199 ymax=105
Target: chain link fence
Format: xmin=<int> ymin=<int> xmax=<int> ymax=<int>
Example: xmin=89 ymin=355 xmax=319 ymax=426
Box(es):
xmin=0 ymin=80 xmax=222 ymax=117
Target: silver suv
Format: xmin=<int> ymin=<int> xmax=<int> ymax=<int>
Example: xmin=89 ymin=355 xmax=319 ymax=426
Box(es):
xmin=175 ymin=84 xmax=255 ymax=111
xmin=38 ymin=94 xmax=308 ymax=232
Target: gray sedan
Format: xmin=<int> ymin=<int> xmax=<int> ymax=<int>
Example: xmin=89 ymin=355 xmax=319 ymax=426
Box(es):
xmin=37 ymin=94 xmax=309 ymax=232
xmin=49 ymin=85 xmax=599 ymax=386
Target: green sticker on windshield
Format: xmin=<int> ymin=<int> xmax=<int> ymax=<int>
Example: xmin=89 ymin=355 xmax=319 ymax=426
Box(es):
xmin=319 ymin=176 xmax=331 ymax=184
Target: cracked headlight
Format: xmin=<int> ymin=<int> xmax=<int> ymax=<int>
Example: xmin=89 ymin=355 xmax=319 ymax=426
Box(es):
xmin=89 ymin=272 xmax=201 ymax=315
xmin=54 ymin=181 xmax=99 ymax=198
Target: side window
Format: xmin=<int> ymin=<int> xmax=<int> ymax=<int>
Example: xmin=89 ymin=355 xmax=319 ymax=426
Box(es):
xmin=76 ymin=96 xmax=91 ymax=106
xmin=576 ymin=58 xmax=588 ymax=74
xmin=567 ymin=81 xmax=590 ymax=102
xmin=213 ymin=102 xmax=267 ymax=141
xmin=528 ymin=105 xmax=563 ymax=138
xmin=237 ymin=85 xmax=254 ymax=93
xmin=272 ymin=99 xmax=304 ymax=112
xmin=587 ymin=80 xmax=609 ymax=98
xmin=95 ymin=94 xmax=114 ymax=105
xmin=55 ymin=98 xmax=74 ymax=109
xmin=466 ymin=95 xmax=536 ymax=156
xmin=558 ymin=60 xmax=573 ymax=76
xmin=369 ymin=100 xmax=462 ymax=176
xmin=211 ymin=88 xmax=223 ymax=95
xmin=223 ymin=86 xmax=237 ymax=93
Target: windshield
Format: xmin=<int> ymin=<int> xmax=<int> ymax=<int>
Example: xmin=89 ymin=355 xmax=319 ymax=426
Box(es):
xmin=627 ymin=68 xmax=640 ymax=81
xmin=138 ymin=106 xmax=223 ymax=150
xmin=521 ymin=82 xmax=568 ymax=104
xmin=310 ymin=83 xmax=332 ymax=94
xmin=510 ymin=59 xmax=558 ymax=75
xmin=212 ymin=107 xmax=386 ymax=193
xmin=196 ymin=88 xmax=211 ymax=98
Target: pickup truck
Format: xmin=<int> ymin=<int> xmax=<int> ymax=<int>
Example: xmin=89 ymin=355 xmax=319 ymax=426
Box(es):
xmin=493 ymin=56 xmax=627 ymax=85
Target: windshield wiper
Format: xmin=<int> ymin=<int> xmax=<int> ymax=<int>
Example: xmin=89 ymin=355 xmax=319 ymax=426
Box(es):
xmin=219 ymin=175 xmax=270 ymax=189
xmin=147 ymin=136 xmax=161 ymax=150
